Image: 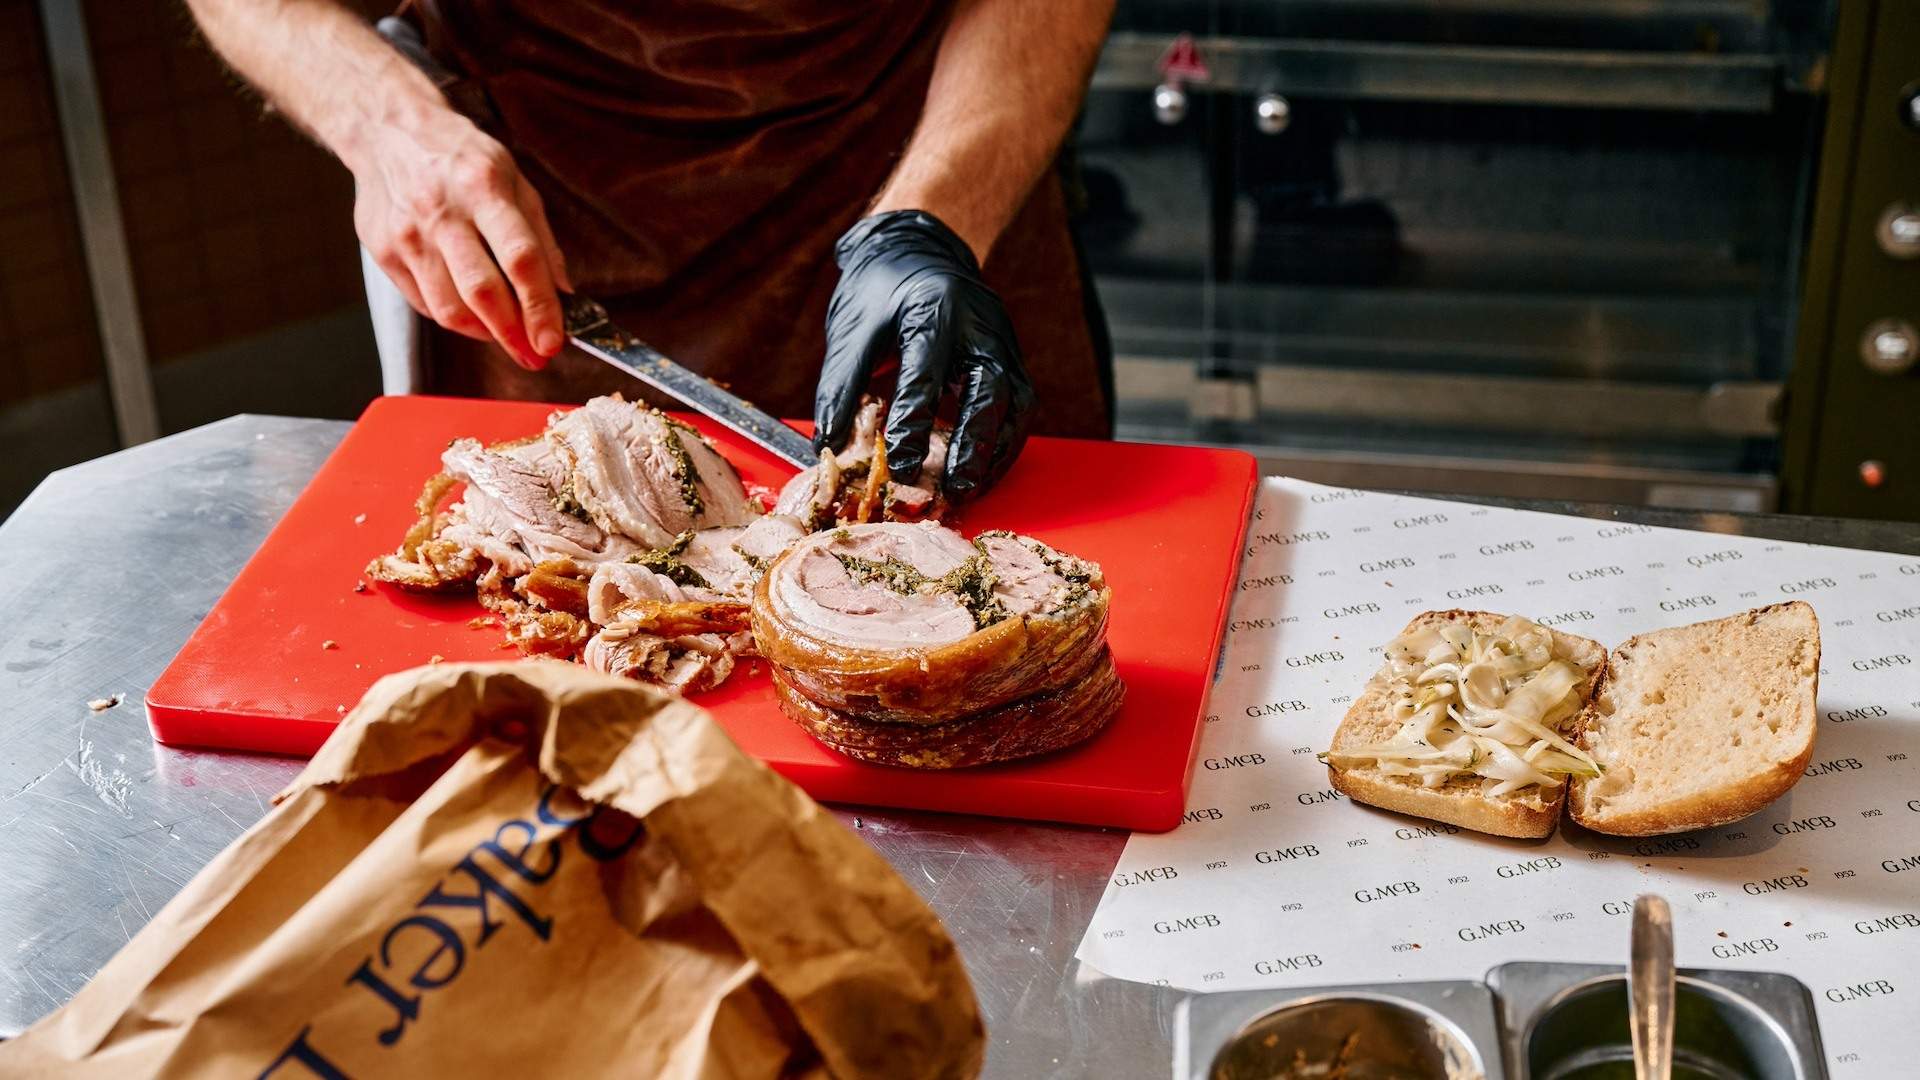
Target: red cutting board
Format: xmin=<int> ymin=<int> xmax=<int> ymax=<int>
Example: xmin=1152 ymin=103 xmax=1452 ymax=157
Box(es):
xmin=147 ymin=395 xmax=1256 ymax=831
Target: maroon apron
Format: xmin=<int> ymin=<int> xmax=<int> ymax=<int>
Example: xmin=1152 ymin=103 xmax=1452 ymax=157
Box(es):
xmin=408 ymin=1 xmax=1110 ymax=439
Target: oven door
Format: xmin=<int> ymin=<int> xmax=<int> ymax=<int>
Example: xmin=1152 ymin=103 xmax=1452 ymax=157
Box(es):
xmin=1078 ymin=0 xmax=1834 ymax=510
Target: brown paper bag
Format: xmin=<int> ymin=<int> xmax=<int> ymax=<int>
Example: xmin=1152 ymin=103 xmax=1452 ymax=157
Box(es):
xmin=0 ymin=661 xmax=983 ymax=1078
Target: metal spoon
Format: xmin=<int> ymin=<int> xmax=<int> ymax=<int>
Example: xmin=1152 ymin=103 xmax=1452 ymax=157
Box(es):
xmin=1630 ymin=893 xmax=1676 ymax=1080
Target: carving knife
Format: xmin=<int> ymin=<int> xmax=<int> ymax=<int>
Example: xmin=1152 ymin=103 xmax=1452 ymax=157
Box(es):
xmin=563 ymin=295 xmax=817 ymax=469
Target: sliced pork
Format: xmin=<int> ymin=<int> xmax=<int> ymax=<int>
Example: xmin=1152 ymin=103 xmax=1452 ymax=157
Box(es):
xmin=546 ymin=397 xmax=759 ymax=548
xmin=362 ymin=396 xmax=1096 ymax=726
xmin=367 ymin=396 xmax=807 ymax=694
xmin=773 ymin=399 xmax=949 ymax=527
xmin=583 ymin=625 xmax=738 ymax=693
xmin=752 ymin=522 xmax=1121 ymax=767
xmin=443 ymin=438 xmax=628 ymax=564
xmin=732 ymin=512 xmax=809 ymax=570
xmin=767 ymin=522 xmax=983 ymax=651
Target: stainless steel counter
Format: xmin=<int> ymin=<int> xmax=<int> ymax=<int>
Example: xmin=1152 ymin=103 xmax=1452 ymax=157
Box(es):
xmin=2 ymin=415 xmax=1914 ymax=1076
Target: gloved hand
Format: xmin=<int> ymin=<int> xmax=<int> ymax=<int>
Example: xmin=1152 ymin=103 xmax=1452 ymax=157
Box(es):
xmin=813 ymin=210 xmax=1037 ymax=500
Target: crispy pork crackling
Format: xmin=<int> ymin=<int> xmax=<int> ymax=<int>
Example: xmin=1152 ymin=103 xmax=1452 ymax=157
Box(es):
xmin=752 ymin=522 xmax=1122 ymax=767
xmin=775 ymin=399 xmax=947 ymax=527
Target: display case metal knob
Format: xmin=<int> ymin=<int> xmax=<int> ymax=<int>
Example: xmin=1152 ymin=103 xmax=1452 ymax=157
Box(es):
xmin=1152 ymin=83 xmax=1188 ymax=125
xmin=1904 ymin=83 xmax=1920 ymax=132
xmin=1254 ymin=93 xmax=1291 ymax=135
xmin=1876 ymin=204 xmax=1920 ymax=259
xmin=1859 ymin=318 xmax=1919 ymax=375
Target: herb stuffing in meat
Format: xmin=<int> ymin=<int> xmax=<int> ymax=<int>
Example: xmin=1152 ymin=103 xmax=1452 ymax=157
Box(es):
xmin=364 ymin=396 xmax=1124 ymax=751
xmin=773 ymin=398 xmax=949 ymax=528
xmin=625 ymin=531 xmax=711 ymax=589
xmin=752 ymin=522 xmax=1123 ymax=767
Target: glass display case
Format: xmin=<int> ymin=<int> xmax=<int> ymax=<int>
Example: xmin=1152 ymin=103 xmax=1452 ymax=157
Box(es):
xmin=1078 ymin=0 xmax=1839 ymax=510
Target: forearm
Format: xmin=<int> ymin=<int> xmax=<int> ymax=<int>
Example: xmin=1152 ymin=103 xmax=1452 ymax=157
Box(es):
xmin=871 ymin=0 xmax=1114 ymax=263
xmin=185 ymin=0 xmax=447 ymax=174
xmin=189 ymin=0 xmax=570 ymax=365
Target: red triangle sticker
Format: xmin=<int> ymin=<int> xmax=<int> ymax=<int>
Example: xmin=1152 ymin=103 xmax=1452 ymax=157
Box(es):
xmin=1157 ymin=33 xmax=1211 ymax=83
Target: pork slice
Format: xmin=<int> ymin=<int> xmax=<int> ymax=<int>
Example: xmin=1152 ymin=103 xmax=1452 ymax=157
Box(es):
xmin=442 ymin=438 xmax=613 ymax=563
xmin=493 ymin=600 xmax=591 ymax=658
xmin=545 ymin=398 xmax=685 ymax=547
xmin=773 ymin=400 xmax=880 ymax=527
xmin=832 ymin=399 xmax=886 ymax=469
xmin=776 ymin=402 xmax=952 ymax=525
xmin=732 ymin=513 xmax=808 ymax=568
xmin=675 ymin=426 xmax=759 ymax=528
xmin=679 ymin=522 xmax=760 ymax=595
xmin=974 ymin=533 xmax=1063 ymax=617
xmin=767 ymin=522 xmax=982 ymax=648
xmin=865 ymin=428 xmax=948 ymax=521
xmin=979 ymin=531 xmax=1106 ymax=618
xmin=852 ymin=520 xmax=974 ymax=572
xmin=546 ymin=397 xmax=757 ymax=548
xmin=660 ymin=635 xmax=737 ymax=690
xmin=436 ymin=510 xmax=535 ymax=580
xmin=773 ymin=449 xmax=842 ymax=526
xmin=889 ymin=484 xmax=932 ymax=514
xmin=586 ymin=562 xmax=696 ymax=625
xmin=583 ymin=627 xmax=736 ymax=692
xmin=366 ymin=537 xmax=481 ymax=592
xmin=495 ymin=436 xmax=569 ymax=491
xmin=579 ymin=626 xmax=729 ymax=684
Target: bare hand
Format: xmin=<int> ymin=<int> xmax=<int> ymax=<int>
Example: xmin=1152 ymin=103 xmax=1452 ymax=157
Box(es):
xmin=349 ymin=109 xmax=570 ymax=369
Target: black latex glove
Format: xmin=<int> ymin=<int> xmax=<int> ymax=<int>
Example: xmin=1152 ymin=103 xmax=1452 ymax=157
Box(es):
xmin=813 ymin=210 xmax=1036 ymax=500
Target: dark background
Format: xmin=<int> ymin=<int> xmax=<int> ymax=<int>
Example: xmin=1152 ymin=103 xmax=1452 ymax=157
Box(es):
xmin=0 ymin=0 xmax=384 ymax=514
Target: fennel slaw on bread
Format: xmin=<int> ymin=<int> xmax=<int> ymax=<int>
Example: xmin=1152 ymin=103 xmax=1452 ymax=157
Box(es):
xmin=1321 ymin=614 xmax=1600 ymax=795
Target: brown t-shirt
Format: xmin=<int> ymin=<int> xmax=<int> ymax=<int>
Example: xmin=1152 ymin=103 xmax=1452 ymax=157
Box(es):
xmin=409 ymin=0 xmax=1109 ymax=439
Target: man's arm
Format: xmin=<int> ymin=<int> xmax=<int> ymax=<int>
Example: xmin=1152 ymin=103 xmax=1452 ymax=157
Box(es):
xmin=184 ymin=0 xmax=568 ymax=367
xmin=871 ymin=0 xmax=1115 ymax=263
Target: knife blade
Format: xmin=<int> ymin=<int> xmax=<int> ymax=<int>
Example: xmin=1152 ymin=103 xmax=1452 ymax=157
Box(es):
xmin=563 ymin=295 xmax=818 ymax=469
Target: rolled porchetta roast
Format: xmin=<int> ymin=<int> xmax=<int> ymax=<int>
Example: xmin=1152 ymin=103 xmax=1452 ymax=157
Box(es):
xmin=751 ymin=522 xmax=1123 ymax=768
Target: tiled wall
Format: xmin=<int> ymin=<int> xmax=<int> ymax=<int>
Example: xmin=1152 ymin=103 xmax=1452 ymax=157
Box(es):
xmin=0 ymin=0 xmax=375 ymax=407
xmin=0 ymin=0 xmax=388 ymax=513
xmin=88 ymin=0 xmax=367 ymax=363
xmin=0 ymin=0 xmax=103 ymax=409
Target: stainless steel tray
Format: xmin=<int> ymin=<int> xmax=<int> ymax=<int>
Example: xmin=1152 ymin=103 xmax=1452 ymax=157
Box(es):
xmin=1489 ymin=962 xmax=1827 ymax=1080
xmin=1176 ymin=980 xmax=1505 ymax=1079
xmin=1175 ymin=963 xmax=1827 ymax=1080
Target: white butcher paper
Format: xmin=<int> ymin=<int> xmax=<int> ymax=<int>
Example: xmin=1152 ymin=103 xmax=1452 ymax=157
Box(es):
xmin=1076 ymin=477 xmax=1920 ymax=1076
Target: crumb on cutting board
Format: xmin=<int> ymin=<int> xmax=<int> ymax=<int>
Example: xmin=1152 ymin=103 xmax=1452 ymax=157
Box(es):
xmin=429 ymin=654 xmax=444 ymax=664
xmin=86 ymin=694 xmax=123 ymax=712
xmin=321 ymin=640 xmax=339 ymax=651
xmin=353 ymin=513 xmax=367 ymax=525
